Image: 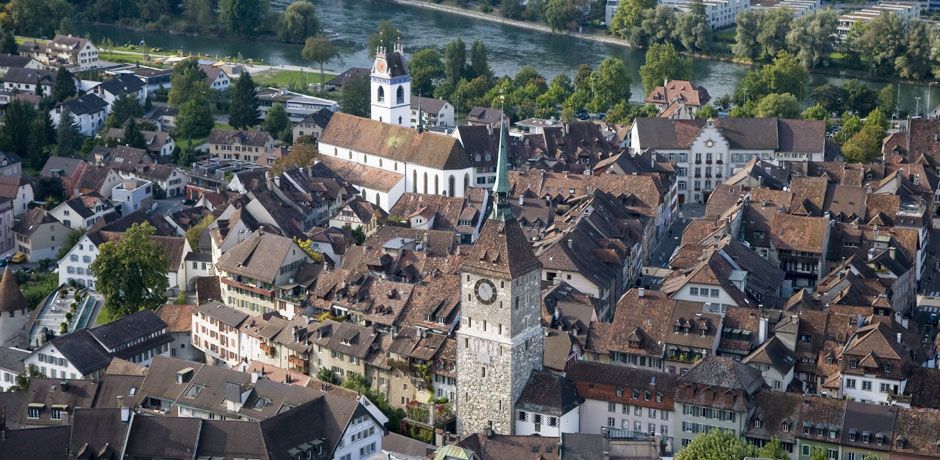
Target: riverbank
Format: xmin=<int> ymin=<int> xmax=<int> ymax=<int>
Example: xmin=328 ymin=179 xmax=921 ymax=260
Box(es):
xmin=384 ymin=0 xmax=929 ymax=85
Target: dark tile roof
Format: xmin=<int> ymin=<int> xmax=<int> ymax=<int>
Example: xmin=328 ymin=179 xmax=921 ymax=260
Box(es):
xmin=41 ymin=156 xmax=85 ymax=178
xmin=745 ymin=391 xmax=802 ymax=443
xmin=0 ymin=425 xmax=70 ymax=460
xmin=840 ymin=401 xmax=897 ymax=451
xmin=123 ymin=415 xmax=201 ymax=459
xmin=0 ymin=54 xmax=35 ymax=69
xmin=677 ymin=355 xmax=763 ymax=393
xmin=458 ymin=433 xmax=559 ymax=460
xmin=61 ymin=93 xmax=107 ymax=116
xmin=743 ymin=336 xmax=795 ymax=375
xmin=325 ymin=67 xmax=370 ymax=88
xmin=48 ymin=329 xmax=111 ymax=376
xmin=3 ymin=67 xmax=55 ymax=85
xmin=908 ymin=367 xmax=940 ymax=410
xmin=216 ymin=230 xmax=304 ymax=284
xmin=207 ymin=129 xmax=272 ymax=147
xmin=196 ymin=420 xmax=269 ymax=460
xmin=96 ymin=73 xmax=145 ymax=96
xmin=515 ymin=370 xmax=582 ymax=416
xmin=411 ymin=96 xmax=449 ymax=113
xmin=89 ymin=310 xmax=167 ymax=350
xmin=67 ymin=408 xmax=129 ymax=460
xmin=893 ymin=407 xmax=940 ymax=458
xmin=381 ymin=51 xmax=408 ymax=77
xmin=461 ymin=216 xmax=540 ymax=279
xmin=320 ymin=112 xmax=471 ymax=170
xmin=196 ymin=301 xmax=248 ymax=328
xmin=567 ymin=360 xmax=676 ymax=409
xmin=260 ymin=396 xmax=369 ymax=459
xmin=0 ymin=346 xmax=27 ymax=373
xmin=778 ymin=119 xmax=825 ymax=153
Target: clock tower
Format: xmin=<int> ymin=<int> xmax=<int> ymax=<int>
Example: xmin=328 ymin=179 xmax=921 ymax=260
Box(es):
xmin=456 ymin=114 xmax=543 ymax=437
xmin=370 ymin=41 xmax=411 ymax=127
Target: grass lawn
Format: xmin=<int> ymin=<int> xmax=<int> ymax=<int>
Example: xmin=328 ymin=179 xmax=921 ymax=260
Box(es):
xmin=252 ymin=69 xmax=335 ymax=92
xmin=95 ymin=305 xmax=118 ymax=326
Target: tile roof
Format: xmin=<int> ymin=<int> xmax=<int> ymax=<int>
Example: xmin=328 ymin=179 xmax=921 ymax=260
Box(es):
xmin=777 ymin=119 xmax=826 ymax=153
xmin=196 ymin=301 xmax=249 ymax=328
xmin=41 ymin=156 xmax=85 ymax=178
xmin=316 ymin=155 xmax=403 ymax=193
xmin=123 ymin=415 xmax=201 ymax=459
xmin=155 ymin=304 xmax=195 ymax=333
xmin=89 ymin=310 xmax=168 ymax=350
xmin=410 ymin=95 xmax=450 ymax=113
xmin=566 ymin=360 xmax=676 ymax=410
xmin=893 ymin=407 xmax=940 ymax=457
xmin=460 ymin=216 xmax=540 ymax=279
xmin=96 ymin=73 xmax=145 ymax=96
xmin=216 ymin=230 xmax=305 ymax=284
xmin=207 ymin=129 xmax=272 ymax=147
xmin=3 ymin=67 xmax=55 ymax=85
xmin=677 ymin=355 xmax=763 ymax=393
xmin=0 ymin=425 xmax=69 ymax=460
xmin=907 ymin=367 xmax=940 ymax=410
xmin=770 ymin=213 xmax=828 ymax=254
xmin=645 ymin=79 xmax=710 ymax=106
xmin=61 ymin=93 xmax=107 ymax=116
xmin=515 ymin=370 xmax=582 ymax=416
xmin=320 ymin=112 xmax=471 ymax=170
xmin=0 ymin=267 xmax=28 ymax=312
xmin=458 ymin=433 xmax=559 ymax=460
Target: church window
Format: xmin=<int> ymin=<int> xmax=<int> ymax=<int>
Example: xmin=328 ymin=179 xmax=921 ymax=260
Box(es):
xmin=363 ymin=154 xmax=368 ymax=163
xmin=413 ymin=171 xmax=418 ymax=193
xmin=434 ymin=175 xmax=439 ymax=195
xmin=348 ymin=150 xmax=352 ymax=159
xmin=375 ymin=193 xmax=380 ymax=206
xmin=423 ymin=172 xmax=428 ymax=194
xmin=448 ymin=176 xmax=455 ymax=197
xmin=481 ymin=367 xmax=486 ymax=377
xmin=377 ymin=87 xmax=385 ymax=102
xmin=396 ymin=86 xmax=405 ymax=104
xmin=463 ymin=173 xmax=469 ymax=195
xmin=379 ymin=158 xmax=383 ymax=167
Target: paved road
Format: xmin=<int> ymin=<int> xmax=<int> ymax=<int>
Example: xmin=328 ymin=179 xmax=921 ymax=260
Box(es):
xmin=152 ymin=196 xmax=186 ymax=217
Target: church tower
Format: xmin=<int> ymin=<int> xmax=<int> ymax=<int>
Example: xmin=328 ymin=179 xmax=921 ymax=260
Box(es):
xmin=0 ymin=267 xmax=30 ymax=348
xmin=370 ymin=41 xmax=411 ymax=127
xmin=456 ymin=111 xmax=543 ymax=437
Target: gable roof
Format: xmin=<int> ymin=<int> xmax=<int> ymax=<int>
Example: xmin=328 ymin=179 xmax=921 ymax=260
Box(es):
xmin=515 ymin=370 xmax=582 ymax=416
xmin=61 ymin=93 xmax=108 ymax=116
xmin=216 ymin=230 xmax=305 ymax=284
xmin=48 ymin=329 xmax=112 ymax=376
xmin=460 ymin=217 xmax=540 ymax=279
xmin=320 ymin=112 xmax=471 ymax=170
xmin=89 ymin=310 xmax=167 ymax=350
xmin=97 ymin=73 xmax=145 ymax=96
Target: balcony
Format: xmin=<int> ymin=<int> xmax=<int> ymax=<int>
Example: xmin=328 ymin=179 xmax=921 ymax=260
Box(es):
xmin=288 ymin=355 xmax=308 ymax=372
xmin=260 ymin=342 xmax=275 ymax=357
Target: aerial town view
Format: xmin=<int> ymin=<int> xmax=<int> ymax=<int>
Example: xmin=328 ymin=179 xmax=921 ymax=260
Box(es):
xmin=0 ymin=0 xmax=937 ymax=458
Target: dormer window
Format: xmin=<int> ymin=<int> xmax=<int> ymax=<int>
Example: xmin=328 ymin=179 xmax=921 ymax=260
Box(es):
xmin=883 ymin=364 xmax=892 ymax=373
xmin=753 ymin=418 xmax=762 ymax=428
xmin=862 ymin=432 xmax=870 ymax=443
xmin=631 ymin=389 xmax=639 ymax=399
xmin=849 ymin=430 xmax=857 ymax=442
xmin=782 ymin=422 xmax=790 ymax=432
xmin=849 ymin=359 xmax=858 ymax=368
xmin=616 ymin=387 xmax=623 ymax=397
xmin=644 ymin=391 xmax=650 ymax=401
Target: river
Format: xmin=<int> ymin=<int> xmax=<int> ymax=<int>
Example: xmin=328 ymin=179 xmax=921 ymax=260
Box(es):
xmin=73 ymin=0 xmax=938 ymax=113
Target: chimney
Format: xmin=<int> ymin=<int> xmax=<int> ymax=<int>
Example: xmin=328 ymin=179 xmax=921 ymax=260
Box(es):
xmin=60 ymin=379 xmax=69 ymax=392
xmin=897 ymin=332 xmax=902 ymax=344
xmin=567 ymin=238 xmax=573 ymax=249
xmin=638 ymin=287 xmax=645 ymax=298
xmin=888 ymin=246 xmax=896 ymax=260
xmin=519 ymin=194 xmax=524 ymax=206
xmin=758 ymin=317 xmax=769 ymax=344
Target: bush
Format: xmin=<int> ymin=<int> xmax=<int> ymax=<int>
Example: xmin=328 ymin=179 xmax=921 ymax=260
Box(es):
xmin=65 ymin=312 xmax=73 ymax=322
xmin=59 ymin=322 xmax=68 ymax=334
xmin=175 ymin=292 xmax=187 ymax=305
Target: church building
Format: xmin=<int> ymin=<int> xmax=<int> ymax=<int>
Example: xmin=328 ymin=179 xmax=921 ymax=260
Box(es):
xmin=316 ymin=42 xmax=488 ymax=211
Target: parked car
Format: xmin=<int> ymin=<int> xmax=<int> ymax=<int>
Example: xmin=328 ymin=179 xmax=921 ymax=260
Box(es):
xmin=11 ymin=252 xmax=26 ymax=264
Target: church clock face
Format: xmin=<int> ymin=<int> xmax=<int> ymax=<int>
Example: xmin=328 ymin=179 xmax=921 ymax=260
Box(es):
xmin=474 ymin=278 xmax=496 ymax=305
xmin=376 ymin=60 xmax=387 ymax=74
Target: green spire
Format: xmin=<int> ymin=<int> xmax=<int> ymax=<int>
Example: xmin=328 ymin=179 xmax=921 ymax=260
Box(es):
xmin=490 ymin=100 xmax=512 ymax=220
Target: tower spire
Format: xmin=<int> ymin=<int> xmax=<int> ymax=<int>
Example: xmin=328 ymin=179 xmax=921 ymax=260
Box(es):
xmin=490 ymin=93 xmax=511 ymax=220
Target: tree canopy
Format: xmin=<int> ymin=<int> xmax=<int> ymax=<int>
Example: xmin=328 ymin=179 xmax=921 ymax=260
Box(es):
xmin=90 ymin=222 xmax=169 ymax=319
xmin=277 ymin=1 xmax=320 ymax=43
xmin=639 ymin=43 xmax=692 ymax=95
xmin=228 ymin=72 xmax=260 ymax=129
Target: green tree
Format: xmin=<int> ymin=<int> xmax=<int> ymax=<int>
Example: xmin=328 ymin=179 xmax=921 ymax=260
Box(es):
xmin=857 ymin=12 xmax=905 ymax=75
xmin=27 ymin=112 xmax=54 ymax=169
xmin=217 ymin=0 xmax=268 ymax=36
xmin=811 ymin=83 xmax=847 ymax=114
xmin=835 ymin=113 xmax=861 ymax=144
xmin=469 ymin=40 xmax=492 ymax=81
xmin=696 ymin=103 xmax=718 ymax=119
xmin=228 ymin=72 xmax=260 ymax=129
xmin=55 ymin=110 xmax=82 ymax=156
xmin=277 ymin=1 xmax=320 ymax=43
xmin=610 ymin=0 xmax=655 ymax=40
xmin=639 ymin=6 xmax=678 ymax=47
xmin=168 ymin=59 xmax=210 ymax=107
xmin=339 ymin=74 xmax=370 ymax=117
xmin=802 ymin=103 xmax=828 ymax=121
xmin=639 ymin=43 xmax=692 ymax=95
xmin=0 ymin=29 xmax=17 ymax=55
xmin=182 ymin=0 xmax=214 ymax=31
xmin=270 ymin=142 xmax=318 ymax=176
xmin=675 ymin=429 xmax=753 ymax=460
xmin=185 ymin=214 xmax=215 ymax=249
xmin=123 ymin=118 xmax=146 ymax=149
xmin=677 ymin=1 xmax=712 ymax=52
xmin=756 ymin=8 xmax=793 ymax=61
xmin=843 ymin=80 xmax=877 ymax=115
xmin=408 ymin=48 xmax=444 ymax=97
xmin=842 ymin=127 xmax=882 ymax=163
xmin=864 ymin=107 xmax=887 ymax=134
xmin=57 ymin=228 xmax=85 ymax=260
xmin=535 ymin=73 xmax=572 ymax=118
xmin=809 ymin=448 xmax=828 ymax=460
xmin=90 ymin=222 xmax=169 ymax=319
xmin=444 ymin=38 xmax=467 ymax=86
xmin=176 ymin=98 xmax=214 ymax=141
xmin=367 ymin=20 xmax=399 ymax=59
xmin=895 ymin=20 xmax=932 ymax=80
xmin=542 ymin=0 xmax=576 ymax=33
xmin=786 ymin=9 xmax=838 ymax=68
xmin=757 ymin=438 xmax=789 ymax=460
xmin=755 ymin=93 xmax=800 ymax=118
xmin=0 ymin=99 xmax=37 ymax=160
xmin=106 ymin=93 xmax=144 ymax=128
xmin=5 ymin=0 xmax=72 ymax=38
xmin=733 ymin=9 xmax=761 ymax=62
xmin=878 ymin=85 xmax=897 ymax=116
xmin=262 ymin=102 xmax=290 ymax=139
xmin=763 ymin=52 xmax=808 ymax=100
xmin=52 ymin=68 xmax=76 ymax=102
xmin=301 ymin=35 xmax=340 ymax=88
xmin=589 ymin=57 xmax=631 ymax=114
xmin=499 ymin=0 xmax=524 ymax=19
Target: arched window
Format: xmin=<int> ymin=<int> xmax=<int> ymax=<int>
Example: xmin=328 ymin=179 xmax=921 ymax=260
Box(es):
xmin=434 ymin=175 xmax=439 ymax=195
xmin=463 ymin=173 xmax=470 ymax=196
xmin=396 ymin=86 xmax=404 ymax=104
xmin=448 ymin=176 xmax=455 ymax=197
xmin=423 ymin=172 xmax=429 ymax=194
xmin=377 ymin=86 xmax=385 ymax=103
xmin=412 ymin=170 xmax=417 ymax=193
xmin=375 ymin=193 xmax=380 ymax=206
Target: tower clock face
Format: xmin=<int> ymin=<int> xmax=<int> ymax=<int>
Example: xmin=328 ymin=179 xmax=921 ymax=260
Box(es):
xmin=474 ymin=278 xmax=496 ymax=305
xmin=376 ymin=60 xmax=387 ymax=74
